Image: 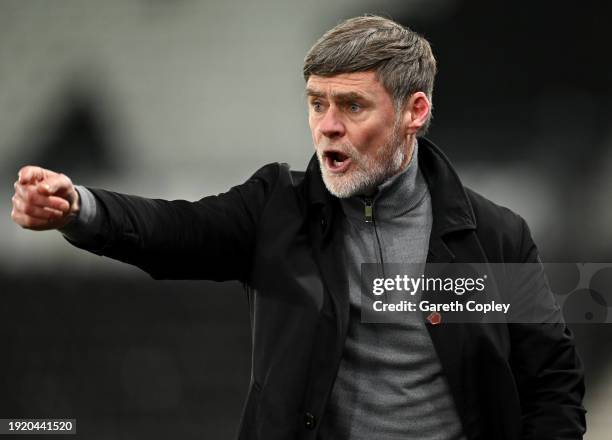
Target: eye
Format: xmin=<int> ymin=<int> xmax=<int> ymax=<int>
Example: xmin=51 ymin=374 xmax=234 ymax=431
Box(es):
xmin=349 ymin=103 xmax=361 ymax=113
xmin=310 ymin=100 xmax=323 ymax=112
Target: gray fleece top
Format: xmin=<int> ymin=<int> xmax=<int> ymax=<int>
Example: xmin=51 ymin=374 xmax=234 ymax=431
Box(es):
xmin=318 ymin=142 xmax=466 ymax=440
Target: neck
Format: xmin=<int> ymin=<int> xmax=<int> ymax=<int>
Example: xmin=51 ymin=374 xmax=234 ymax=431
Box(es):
xmin=372 ymin=136 xmax=416 ymax=193
xmin=398 ymin=135 xmax=417 ymax=175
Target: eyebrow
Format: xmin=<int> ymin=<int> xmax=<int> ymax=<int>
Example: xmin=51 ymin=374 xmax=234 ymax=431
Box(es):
xmin=305 ymin=88 xmax=369 ymax=103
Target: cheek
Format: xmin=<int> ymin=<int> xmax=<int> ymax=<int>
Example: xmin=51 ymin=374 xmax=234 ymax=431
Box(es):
xmin=349 ymin=127 xmax=383 ymax=154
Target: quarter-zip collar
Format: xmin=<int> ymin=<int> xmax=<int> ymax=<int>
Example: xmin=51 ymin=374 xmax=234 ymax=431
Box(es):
xmin=339 ymin=140 xmax=427 ymax=225
xmin=302 ymin=137 xmax=476 ymax=238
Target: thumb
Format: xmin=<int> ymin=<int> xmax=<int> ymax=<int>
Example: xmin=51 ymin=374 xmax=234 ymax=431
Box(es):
xmin=36 ymin=174 xmax=73 ymax=198
xmin=37 ymin=182 xmax=57 ymax=196
xmin=37 ymin=183 xmax=53 ymax=195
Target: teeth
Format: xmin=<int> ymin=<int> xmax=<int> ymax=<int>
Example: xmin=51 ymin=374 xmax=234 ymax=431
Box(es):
xmin=333 ymin=160 xmax=341 ymax=166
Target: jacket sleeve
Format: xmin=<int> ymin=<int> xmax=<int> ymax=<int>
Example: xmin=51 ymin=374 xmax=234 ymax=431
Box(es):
xmin=508 ymin=217 xmax=586 ymax=440
xmin=65 ymin=163 xmax=280 ymax=282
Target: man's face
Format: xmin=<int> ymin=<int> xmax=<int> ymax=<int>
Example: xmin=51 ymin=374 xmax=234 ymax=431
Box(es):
xmin=306 ymin=71 xmax=409 ymax=198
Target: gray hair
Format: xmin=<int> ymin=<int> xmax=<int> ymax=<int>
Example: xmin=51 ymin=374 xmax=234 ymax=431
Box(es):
xmin=303 ymin=15 xmax=437 ymax=134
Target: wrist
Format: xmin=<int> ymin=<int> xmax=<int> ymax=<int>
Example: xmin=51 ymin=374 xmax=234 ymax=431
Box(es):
xmin=69 ymin=187 xmax=81 ymax=217
xmin=57 ymin=187 xmax=81 ymax=230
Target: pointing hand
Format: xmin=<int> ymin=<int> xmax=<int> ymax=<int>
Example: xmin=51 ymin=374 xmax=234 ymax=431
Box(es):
xmin=11 ymin=166 xmax=80 ymax=231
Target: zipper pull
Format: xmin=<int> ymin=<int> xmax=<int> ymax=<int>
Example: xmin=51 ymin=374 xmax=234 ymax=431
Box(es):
xmin=364 ymin=198 xmax=374 ymax=223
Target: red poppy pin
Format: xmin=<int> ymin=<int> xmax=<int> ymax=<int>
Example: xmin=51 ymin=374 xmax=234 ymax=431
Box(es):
xmin=427 ymin=311 xmax=442 ymax=325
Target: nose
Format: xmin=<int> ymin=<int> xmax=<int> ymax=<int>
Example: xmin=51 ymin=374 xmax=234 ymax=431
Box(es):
xmin=318 ymin=107 xmax=345 ymax=140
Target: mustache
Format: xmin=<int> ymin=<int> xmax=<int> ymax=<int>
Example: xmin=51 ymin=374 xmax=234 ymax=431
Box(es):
xmin=315 ymin=141 xmax=357 ymax=160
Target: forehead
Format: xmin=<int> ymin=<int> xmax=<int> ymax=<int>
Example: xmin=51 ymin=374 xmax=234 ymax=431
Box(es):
xmin=306 ymin=71 xmax=389 ymax=99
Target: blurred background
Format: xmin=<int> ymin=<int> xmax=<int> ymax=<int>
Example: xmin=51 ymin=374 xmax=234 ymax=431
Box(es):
xmin=1 ymin=0 xmax=611 ymax=438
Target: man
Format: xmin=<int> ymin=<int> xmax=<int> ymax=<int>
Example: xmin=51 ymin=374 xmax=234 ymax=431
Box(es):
xmin=11 ymin=15 xmax=585 ymax=440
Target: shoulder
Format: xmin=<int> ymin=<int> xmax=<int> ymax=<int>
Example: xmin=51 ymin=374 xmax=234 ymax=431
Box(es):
xmin=465 ymin=187 xmax=525 ymax=232
xmin=240 ymin=162 xmax=308 ymax=213
xmin=248 ymin=162 xmax=305 ymax=187
xmin=463 ymin=187 xmax=535 ymax=263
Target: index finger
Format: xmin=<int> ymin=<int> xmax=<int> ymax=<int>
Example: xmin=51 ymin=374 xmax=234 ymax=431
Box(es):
xmin=18 ymin=166 xmax=45 ymax=185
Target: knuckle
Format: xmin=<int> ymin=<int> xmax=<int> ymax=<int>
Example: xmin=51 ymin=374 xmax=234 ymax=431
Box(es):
xmin=24 ymin=189 xmax=37 ymax=204
xmin=23 ymin=205 xmax=36 ymax=216
xmin=16 ymin=185 xmax=25 ymax=198
xmin=19 ymin=166 xmax=31 ymax=179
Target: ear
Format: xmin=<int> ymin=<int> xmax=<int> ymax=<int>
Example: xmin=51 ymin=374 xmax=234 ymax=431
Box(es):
xmin=401 ymin=92 xmax=431 ymax=135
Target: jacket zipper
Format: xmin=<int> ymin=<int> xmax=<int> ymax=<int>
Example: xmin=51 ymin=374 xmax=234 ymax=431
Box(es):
xmin=364 ymin=198 xmax=374 ymax=223
xmin=364 ymin=197 xmax=386 ymax=278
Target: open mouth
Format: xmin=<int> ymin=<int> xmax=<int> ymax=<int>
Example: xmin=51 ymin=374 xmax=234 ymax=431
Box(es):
xmin=323 ymin=150 xmax=352 ymax=173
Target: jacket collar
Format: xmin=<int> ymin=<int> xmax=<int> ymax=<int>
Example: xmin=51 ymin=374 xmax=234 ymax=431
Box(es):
xmin=302 ymin=137 xmax=476 ymax=239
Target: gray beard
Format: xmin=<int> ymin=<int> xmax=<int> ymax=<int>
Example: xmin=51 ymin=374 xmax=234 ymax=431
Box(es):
xmin=317 ymin=129 xmax=406 ymax=198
